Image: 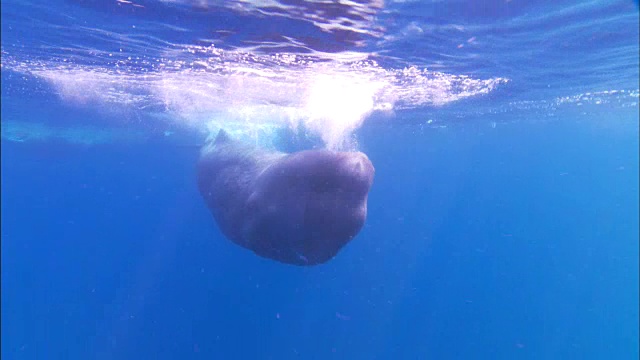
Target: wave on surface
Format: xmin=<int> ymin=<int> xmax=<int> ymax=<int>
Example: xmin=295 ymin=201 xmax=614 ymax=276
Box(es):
xmin=2 ymin=0 xmax=637 ymax=149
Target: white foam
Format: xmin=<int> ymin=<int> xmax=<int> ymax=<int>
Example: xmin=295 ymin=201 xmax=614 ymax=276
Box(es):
xmin=3 ymin=44 xmax=509 ymax=148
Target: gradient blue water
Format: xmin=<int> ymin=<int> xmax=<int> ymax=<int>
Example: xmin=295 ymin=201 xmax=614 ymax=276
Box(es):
xmin=2 ymin=1 xmax=639 ymax=359
xmin=2 ymin=108 xmax=637 ymax=359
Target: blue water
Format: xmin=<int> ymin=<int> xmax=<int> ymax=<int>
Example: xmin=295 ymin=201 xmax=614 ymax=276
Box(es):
xmin=1 ymin=1 xmax=639 ymax=359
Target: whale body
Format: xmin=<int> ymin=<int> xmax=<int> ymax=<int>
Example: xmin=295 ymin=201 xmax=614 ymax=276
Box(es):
xmin=197 ymin=130 xmax=375 ymax=266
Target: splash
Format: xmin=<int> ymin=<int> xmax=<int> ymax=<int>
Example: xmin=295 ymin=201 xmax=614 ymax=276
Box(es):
xmin=3 ymin=44 xmax=509 ymax=149
xmin=303 ymin=72 xmax=385 ymax=148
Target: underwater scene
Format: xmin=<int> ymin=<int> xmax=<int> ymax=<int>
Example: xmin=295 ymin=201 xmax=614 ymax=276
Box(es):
xmin=1 ymin=0 xmax=639 ymax=359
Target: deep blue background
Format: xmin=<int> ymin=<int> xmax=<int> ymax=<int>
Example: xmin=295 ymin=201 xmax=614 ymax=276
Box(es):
xmin=1 ymin=0 xmax=639 ymax=359
xmin=2 ymin=105 xmax=638 ymax=359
